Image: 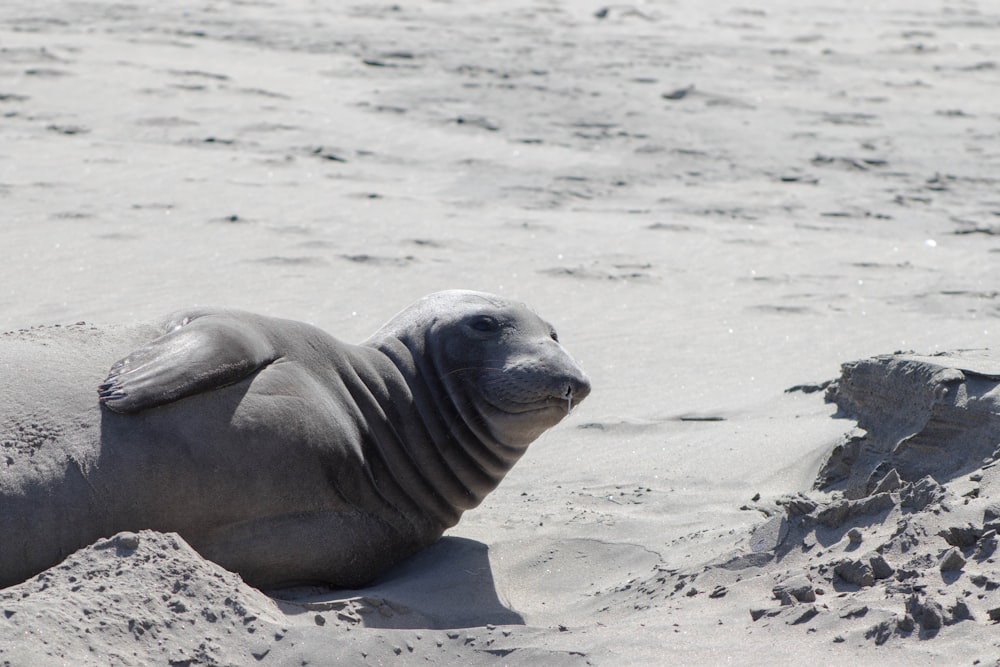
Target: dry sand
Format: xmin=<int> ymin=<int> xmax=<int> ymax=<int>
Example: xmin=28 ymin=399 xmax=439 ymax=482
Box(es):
xmin=1 ymin=0 xmax=1000 ymax=664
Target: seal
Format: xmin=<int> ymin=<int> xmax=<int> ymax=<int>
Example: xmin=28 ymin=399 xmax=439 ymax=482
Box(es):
xmin=0 ymin=291 xmax=590 ymax=589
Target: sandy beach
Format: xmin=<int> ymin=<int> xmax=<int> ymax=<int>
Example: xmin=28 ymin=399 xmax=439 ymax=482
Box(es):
xmin=2 ymin=0 xmax=1000 ymax=664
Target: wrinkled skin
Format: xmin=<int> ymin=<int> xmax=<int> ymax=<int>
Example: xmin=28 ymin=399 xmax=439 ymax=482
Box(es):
xmin=0 ymin=291 xmax=590 ymax=589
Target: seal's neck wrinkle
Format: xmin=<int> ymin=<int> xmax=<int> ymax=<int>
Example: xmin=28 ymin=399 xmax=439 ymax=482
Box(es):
xmin=424 ymin=329 xmax=525 ymax=468
xmin=415 ymin=329 xmax=521 ymax=506
xmin=374 ymin=334 xmax=519 ymax=529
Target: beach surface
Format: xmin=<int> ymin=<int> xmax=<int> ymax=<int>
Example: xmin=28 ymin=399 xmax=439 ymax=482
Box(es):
xmin=1 ymin=0 xmax=999 ymax=664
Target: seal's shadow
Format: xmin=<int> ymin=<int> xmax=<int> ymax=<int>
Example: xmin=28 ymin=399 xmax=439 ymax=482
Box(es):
xmin=271 ymin=537 xmax=524 ymax=629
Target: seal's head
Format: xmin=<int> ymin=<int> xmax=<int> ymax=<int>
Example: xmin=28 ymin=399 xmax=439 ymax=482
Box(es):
xmin=368 ymin=290 xmax=591 ymax=447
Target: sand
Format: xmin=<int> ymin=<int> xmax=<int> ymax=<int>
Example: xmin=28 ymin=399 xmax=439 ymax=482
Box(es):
xmin=1 ymin=0 xmax=1000 ymax=664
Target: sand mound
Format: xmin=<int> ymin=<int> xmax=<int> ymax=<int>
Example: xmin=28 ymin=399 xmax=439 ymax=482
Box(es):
xmin=0 ymin=531 xmax=285 ymax=666
xmin=819 ymin=350 xmax=1000 ymax=497
xmin=644 ymin=352 xmax=1000 ymax=650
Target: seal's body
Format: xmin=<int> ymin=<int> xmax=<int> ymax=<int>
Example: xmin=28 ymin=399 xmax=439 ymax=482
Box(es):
xmin=0 ymin=291 xmax=589 ymax=589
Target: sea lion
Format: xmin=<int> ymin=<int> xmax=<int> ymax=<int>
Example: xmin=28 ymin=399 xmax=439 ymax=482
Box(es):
xmin=0 ymin=290 xmax=590 ymax=589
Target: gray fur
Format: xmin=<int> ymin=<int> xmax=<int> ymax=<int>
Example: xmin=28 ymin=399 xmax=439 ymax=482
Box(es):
xmin=0 ymin=291 xmax=589 ymax=589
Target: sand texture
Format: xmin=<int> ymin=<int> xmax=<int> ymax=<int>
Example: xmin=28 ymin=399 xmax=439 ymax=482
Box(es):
xmin=2 ymin=0 xmax=1000 ymax=664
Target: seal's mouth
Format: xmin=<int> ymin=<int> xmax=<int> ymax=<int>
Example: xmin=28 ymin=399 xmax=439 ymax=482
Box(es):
xmin=475 ymin=397 xmax=570 ymax=449
xmin=482 ymin=395 xmax=577 ymax=418
xmin=479 ymin=378 xmax=590 ymax=419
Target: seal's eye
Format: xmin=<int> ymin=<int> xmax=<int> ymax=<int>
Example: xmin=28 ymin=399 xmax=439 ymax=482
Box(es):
xmin=550 ymin=329 xmax=559 ymax=342
xmin=470 ymin=316 xmax=500 ymax=333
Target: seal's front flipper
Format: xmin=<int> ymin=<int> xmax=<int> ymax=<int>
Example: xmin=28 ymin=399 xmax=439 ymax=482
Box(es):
xmin=99 ymin=310 xmax=278 ymax=414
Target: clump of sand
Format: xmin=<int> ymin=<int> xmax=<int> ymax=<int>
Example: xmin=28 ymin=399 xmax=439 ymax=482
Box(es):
xmin=0 ymin=531 xmax=285 ymax=666
xmin=644 ymin=352 xmax=1000 ymax=651
xmin=0 ymin=530 xmax=603 ymax=665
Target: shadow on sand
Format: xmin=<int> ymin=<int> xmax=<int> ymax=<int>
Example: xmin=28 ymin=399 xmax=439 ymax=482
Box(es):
xmin=270 ymin=536 xmax=524 ymax=629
